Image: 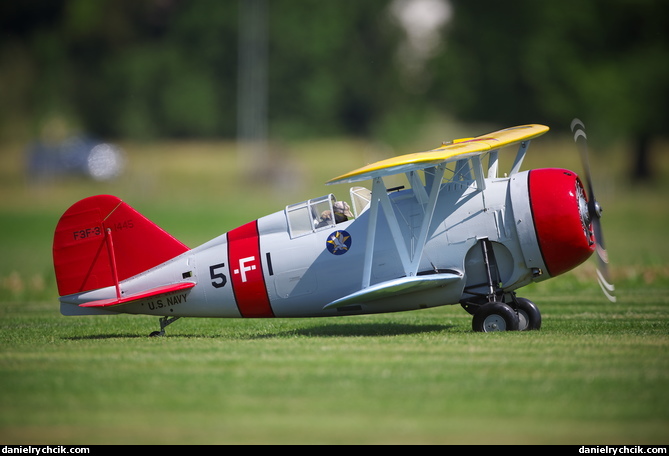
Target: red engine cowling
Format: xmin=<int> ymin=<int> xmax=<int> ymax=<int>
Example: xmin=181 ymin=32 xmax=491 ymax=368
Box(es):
xmin=528 ymin=168 xmax=595 ymax=277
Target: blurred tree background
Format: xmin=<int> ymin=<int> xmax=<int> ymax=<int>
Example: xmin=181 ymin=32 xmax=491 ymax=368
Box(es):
xmin=431 ymin=0 xmax=669 ymax=181
xmin=1 ymin=0 xmax=667 ymax=180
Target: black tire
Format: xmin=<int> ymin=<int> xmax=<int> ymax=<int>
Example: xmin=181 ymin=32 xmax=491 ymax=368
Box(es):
xmin=514 ymin=297 xmax=542 ymax=331
xmin=472 ymin=302 xmax=520 ymax=332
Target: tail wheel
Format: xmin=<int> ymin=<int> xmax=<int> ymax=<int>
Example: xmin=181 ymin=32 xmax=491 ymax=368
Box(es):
xmin=514 ymin=297 xmax=542 ymax=331
xmin=472 ymin=302 xmax=519 ymax=332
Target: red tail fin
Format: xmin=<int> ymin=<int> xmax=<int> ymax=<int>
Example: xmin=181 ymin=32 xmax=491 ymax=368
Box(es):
xmin=53 ymin=195 xmax=189 ymax=296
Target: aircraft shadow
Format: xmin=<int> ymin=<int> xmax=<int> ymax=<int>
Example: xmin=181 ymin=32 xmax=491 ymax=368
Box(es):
xmin=65 ymin=333 xmax=151 ymax=340
xmin=65 ymin=323 xmax=455 ymax=340
xmin=250 ymin=322 xmax=455 ymax=339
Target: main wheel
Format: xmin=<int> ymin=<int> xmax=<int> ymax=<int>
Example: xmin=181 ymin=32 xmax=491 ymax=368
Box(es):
xmin=514 ymin=297 xmax=542 ymax=331
xmin=472 ymin=302 xmax=519 ymax=332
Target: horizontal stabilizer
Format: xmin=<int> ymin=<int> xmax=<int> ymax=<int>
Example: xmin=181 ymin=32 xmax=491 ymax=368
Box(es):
xmin=79 ymin=282 xmax=195 ymax=308
xmin=323 ymin=272 xmax=462 ymax=310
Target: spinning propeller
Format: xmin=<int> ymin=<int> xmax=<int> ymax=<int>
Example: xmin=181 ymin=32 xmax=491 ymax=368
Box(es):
xmin=570 ymin=118 xmax=616 ymax=302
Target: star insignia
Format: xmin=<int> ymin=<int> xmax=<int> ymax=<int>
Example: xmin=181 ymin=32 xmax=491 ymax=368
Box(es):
xmin=326 ymin=231 xmax=352 ymax=255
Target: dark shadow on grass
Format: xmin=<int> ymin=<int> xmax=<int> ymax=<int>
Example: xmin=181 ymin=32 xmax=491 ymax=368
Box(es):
xmin=64 ymin=322 xmax=456 ymax=340
xmin=260 ymin=322 xmax=456 ymax=339
xmin=65 ymin=333 xmax=152 ymax=340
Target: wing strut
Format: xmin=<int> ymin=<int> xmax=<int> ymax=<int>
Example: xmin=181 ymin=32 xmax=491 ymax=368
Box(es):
xmin=361 ymin=164 xmax=446 ymax=289
xmin=104 ymin=227 xmax=122 ymax=301
xmin=510 ymin=140 xmax=531 ymax=175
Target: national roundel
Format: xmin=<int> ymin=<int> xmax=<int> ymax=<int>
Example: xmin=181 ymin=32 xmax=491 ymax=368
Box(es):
xmin=326 ymin=230 xmax=352 ymax=255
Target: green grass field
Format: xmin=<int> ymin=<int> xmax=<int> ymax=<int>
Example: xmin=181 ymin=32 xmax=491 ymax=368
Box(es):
xmin=1 ymin=131 xmax=668 ymax=444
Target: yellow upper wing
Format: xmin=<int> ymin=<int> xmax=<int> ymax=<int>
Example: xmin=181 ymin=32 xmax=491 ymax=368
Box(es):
xmin=327 ymin=124 xmax=549 ymax=185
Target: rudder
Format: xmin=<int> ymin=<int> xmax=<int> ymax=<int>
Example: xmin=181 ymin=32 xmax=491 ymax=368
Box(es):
xmin=53 ymin=195 xmax=189 ymax=296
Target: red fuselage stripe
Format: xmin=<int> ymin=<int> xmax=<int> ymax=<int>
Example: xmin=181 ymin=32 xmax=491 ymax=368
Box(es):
xmin=227 ymin=221 xmax=274 ymax=318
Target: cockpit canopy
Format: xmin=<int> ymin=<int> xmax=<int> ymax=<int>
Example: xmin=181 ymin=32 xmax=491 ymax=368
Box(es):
xmin=285 ymin=194 xmax=337 ymax=238
xmin=285 ymin=190 xmax=367 ymax=239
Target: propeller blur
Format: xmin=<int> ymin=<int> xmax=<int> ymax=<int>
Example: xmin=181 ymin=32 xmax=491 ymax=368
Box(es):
xmin=571 ymin=118 xmax=616 ymax=302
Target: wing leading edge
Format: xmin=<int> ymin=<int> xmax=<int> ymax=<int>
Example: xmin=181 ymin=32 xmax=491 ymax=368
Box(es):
xmin=323 ymin=272 xmax=462 ymax=310
xmin=327 ymin=124 xmax=549 ymax=185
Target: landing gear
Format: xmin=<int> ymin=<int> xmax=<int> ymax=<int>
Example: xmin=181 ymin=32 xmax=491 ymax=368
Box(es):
xmin=467 ymin=297 xmax=542 ymax=332
xmin=514 ymin=297 xmax=542 ymax=331
xmin=472 ymin=301 xmax=519 ymax=332
xmin=149 ymin=316 xmax=181 ymax=337
xmin=461 ymin=238 xmax=542 ymax=332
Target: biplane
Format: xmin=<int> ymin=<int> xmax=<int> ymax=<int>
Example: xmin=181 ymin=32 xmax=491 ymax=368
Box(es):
xmin=53 ymin=120 xmax=614 ymax=334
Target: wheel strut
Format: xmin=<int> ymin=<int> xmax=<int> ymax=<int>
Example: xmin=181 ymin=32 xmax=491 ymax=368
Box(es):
xmin=460 ymin=238 xmax=503 ymax=314
xmin=461 ymin=238 xmax=542 ymax=331
xmin=149 ymin=316 xmax=181 ymax=337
